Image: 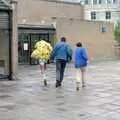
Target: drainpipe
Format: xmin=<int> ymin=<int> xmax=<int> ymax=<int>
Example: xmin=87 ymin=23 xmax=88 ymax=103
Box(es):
xmin=79 ymin=1 xmax=84 ymax=20
xmin=8 ymin=10 xmax=13 ymax=80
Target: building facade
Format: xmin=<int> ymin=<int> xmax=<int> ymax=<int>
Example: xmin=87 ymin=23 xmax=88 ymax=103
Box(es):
xmin=17 ymin=0 xmax=84 ymax=25
xmin=17 ymin=0 xmax=117 ymax=61
xmin=0 ymin=0 xmax=118 ymax=79
xmin=17 ymin=0 xmax=85 ymax=64
xmin=0 ymin=0 xmax=12 ymax=79
xmin=0 ymin=0 xmax=18 ymax=80
xmin=83 ymin=0 xmax=120 ymax=4
xmin=56 ymin=19 xmax=115 ymax=60
xmin=83 ymin=0 xmax=120 ymax=23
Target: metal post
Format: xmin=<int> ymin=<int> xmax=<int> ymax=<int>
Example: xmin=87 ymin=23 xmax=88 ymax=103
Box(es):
xmin=8 ymin=10 xmax=13 ymax=80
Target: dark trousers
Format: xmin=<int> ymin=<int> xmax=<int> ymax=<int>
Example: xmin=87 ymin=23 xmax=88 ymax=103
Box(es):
xmin=56 ymin=59 xmax=66 ymax=84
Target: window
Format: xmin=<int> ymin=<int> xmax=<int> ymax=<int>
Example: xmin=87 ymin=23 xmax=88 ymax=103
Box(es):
xmin=107 ymin=0 xmax=112 ymax=4
xmin=84 ymin=0 xmax=89 ymax=4
xmin=105 ymin=11 xmax=111 ymax=19
xmin=113 ymin=0 xmax=118 ymax=4
xmin=91 ymin=12 xmax=96 ymax=20
xmin=98 ymin=0 xmax=106 ymax=4
xmin=98 ymin=0 xmax=102 ymax=4
xmin=93 ymin=0 xmax=97 ymax=4
xmin=100 ymin=24 xmax=107 ymax=33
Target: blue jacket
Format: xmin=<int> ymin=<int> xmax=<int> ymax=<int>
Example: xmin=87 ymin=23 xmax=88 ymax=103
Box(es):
xmin=75 ymin=47 xmax=88 ymax=68
xmin=52 ymin=42 xmax=73 ymax=62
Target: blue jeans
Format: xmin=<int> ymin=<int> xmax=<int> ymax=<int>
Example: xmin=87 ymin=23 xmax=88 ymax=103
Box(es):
xmin=56 ymin=59 xmax=66 ymax=84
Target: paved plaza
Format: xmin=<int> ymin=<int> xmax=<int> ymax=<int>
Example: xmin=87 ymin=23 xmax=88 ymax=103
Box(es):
xmin=0 ymin=60 xmax=120 ymax=120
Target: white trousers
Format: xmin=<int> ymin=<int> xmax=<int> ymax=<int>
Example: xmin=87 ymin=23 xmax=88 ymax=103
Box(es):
xmin=39 ymin=61 xmax=46 ymax=80
xmin=76 ymin=67 xmax=86 ymax=85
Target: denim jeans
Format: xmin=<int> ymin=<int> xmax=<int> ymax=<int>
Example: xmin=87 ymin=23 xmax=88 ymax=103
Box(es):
xmin=56 ymin=59 xmax=66 ymax=84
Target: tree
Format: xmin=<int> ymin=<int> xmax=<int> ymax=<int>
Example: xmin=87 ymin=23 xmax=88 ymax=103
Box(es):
xmin=114 ymin=22 xmax=120 ymax=45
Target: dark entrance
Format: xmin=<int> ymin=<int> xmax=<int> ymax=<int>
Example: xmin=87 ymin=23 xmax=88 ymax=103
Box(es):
xmin=18 ymin=24 xmax=56 ymax=65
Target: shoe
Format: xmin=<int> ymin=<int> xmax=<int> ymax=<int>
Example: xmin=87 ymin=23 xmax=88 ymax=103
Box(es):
xmin=82 ymin=82 xmax=86 ymax=87
xmin=55 ymin=81 xmax=61 ymax=88
xmin=44 ymin=79 xmax=47 ymax=86
xmin=76 ymin=86 xmax=79 ymax=91
xmin=76 ymin=82 xmax=80 ymax=91
xmin=82 ymin=84 xmax=86 ymax=88
xmin=55 ymin=83 xmax=59 ymax=88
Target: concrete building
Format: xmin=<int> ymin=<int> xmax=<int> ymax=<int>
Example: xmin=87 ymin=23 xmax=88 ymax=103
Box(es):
xmin=17 ymin=0 xmax=116 ymax=62
xmin=57 ymin=0 xmax=120 ymax=23
xmin=56 ymin=19 xmax=115 ymax=60
xmin=83 ymin=0 xmax=120 ymax=4
xmin=83 ymin=0 xmax=120 ymax=23
xmin=17 ymin=0 xmax=84 ymax=25
xmin=0 ymin=0 xmax=118 ymax=79
xmin=0 ymin=0 xmax=18 ymax=80
xmin=0 ymin=0 xmax=12 ymax=79
xmin=17 ymin=0 xmax=85 ymax=64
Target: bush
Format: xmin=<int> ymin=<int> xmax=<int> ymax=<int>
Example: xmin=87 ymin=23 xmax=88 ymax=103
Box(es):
xmin=114 ymin=22 xmax=120 ymax=45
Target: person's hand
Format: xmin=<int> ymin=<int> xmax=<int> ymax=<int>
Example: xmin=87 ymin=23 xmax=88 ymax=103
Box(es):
xmin=67 ymin=56 xmax=72 ymax=63
xmin=87 ymin=60 xmax=90 ymax=64
xmin=53 ymin=60 xmax=56 ymax=63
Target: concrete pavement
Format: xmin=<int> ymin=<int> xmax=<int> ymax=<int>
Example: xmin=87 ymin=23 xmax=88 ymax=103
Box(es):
xmin=0 ymin=60 xmax=120 ymax=120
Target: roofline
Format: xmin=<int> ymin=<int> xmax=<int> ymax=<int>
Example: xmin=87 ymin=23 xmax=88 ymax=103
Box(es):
xmin=37 ymin=0 xmax=81 ymax=6
xmin=0 ymin=8 xmax=11 ymax=10
xmin=18 ymin=24 xmax=56 ymax=30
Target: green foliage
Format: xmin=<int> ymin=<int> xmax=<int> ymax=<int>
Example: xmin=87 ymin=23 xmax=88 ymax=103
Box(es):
xmin=51 ymin=35 xmax=58 ymax=47
xmin=114 ymin=22 xmax=120 ymax=45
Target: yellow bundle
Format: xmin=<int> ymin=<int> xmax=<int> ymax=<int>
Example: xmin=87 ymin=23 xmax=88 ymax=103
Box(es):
xmin=31 ymin=40 xmax=53 ymax=60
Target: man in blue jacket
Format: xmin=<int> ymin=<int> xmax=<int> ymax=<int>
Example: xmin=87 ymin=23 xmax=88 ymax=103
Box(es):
xmin=52 ymin=37 xmax=73 ymax=88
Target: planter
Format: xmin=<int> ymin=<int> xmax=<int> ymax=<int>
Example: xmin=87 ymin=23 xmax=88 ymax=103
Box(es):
xmin=114 ymin=45 xmax=120 ymax=58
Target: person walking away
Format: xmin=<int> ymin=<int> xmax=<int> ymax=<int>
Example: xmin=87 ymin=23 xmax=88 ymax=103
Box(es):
xmin=31 ymin=40 xmax=53 ymax=86
xmin=39 ymin=59 xmax=47 ymax=86
xmin=52 ymin=37 xmax=73 ymax=88
xmin=74 ymin=42 xmax=89 ymax=90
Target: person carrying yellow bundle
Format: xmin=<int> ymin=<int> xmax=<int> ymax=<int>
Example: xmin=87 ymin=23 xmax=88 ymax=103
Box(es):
xmin=31 ymin=40 xmax=53 ymax=86
xmin=32 ymin=40 xmax=53 ymax=60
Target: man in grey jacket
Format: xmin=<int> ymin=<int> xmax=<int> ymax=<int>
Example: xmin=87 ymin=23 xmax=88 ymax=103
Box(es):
xmin=52 ymin=37 xmax=73 ymax=88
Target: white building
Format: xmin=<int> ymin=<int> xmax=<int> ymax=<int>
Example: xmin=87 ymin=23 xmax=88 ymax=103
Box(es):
xmin=83 ymin=0 xmax=120 ymax=4
xmin=83 ymin=0 xmax=120 ymax=23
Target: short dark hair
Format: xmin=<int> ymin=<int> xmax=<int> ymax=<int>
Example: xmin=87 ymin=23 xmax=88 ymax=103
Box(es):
xmin=76 ymin=42 xmax=82 ymax=47
xmin=61 ymin=37 xmax=66 ymax=42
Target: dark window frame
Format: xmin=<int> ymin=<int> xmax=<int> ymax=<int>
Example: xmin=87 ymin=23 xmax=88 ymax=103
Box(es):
xmin=91 ymin=11 xmax=96 ymax=20
xmin=113 ymin=0 xmax=118 ymax=3
xmin=98 ymin=0 xmax=102 ymax=4
xmin=93 ymin=0 xmax=98 ymax=4
xmin=84 ymin=0 xmax=89 ymax=4
xmin=105 ymin=11 xmax=111 ymax=19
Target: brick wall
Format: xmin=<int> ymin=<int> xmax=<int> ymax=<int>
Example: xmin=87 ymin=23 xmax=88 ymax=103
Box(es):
xmin=56 ymin=19 xmax=115 ymax=61
xmin=18 ymin=0 xmax=83 ymax=24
